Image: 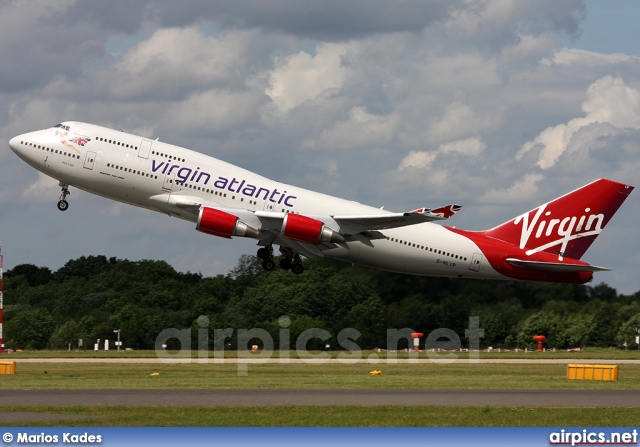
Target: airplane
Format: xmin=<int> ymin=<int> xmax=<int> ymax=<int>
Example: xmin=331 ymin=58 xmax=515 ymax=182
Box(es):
xmin=9 ymin=121 xmax=634 ymax=284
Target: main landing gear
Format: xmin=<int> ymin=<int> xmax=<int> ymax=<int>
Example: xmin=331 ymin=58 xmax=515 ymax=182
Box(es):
xmin=279 ymin=254 xmax=304 ymax=274
xmin=257 ymin=246 xmax=304 ymax=274
xmin=57 ymin=183 xmax=70 ymax=211
xmin=257 ymin=246 xmax=275 ymax=271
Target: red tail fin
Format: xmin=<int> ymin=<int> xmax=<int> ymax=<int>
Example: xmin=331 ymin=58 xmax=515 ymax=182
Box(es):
xmin=483 ymin=179 xmax=634 ymax=261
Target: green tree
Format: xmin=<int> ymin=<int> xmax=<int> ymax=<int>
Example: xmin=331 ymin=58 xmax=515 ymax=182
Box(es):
xmin=2 ymin=253 xmax=638 ymax=352
xmin=49 ymin=320 xmax=85 ymax=349
xmin=616 ymin=313 xmax=640 ymax=349
xmin=5 ymin=308 xmax=55 ymax=349
xmin=345 ymin=295 xmax=386 ymax=348
xmin=6 ymin=264 xmax=53 ymax=286
xmin=56 ymin=255 xmax=111 ymax=279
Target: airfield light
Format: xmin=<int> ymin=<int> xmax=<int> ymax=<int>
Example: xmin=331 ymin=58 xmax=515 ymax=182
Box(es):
xmin=411 ymin=332 xmax=424 ymax=352
xmin=532 ymin=335 xmax=546 ymax=352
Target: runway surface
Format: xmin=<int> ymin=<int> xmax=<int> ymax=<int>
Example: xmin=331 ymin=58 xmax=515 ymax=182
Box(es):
xmin=2 ymin=389 xmax=639 ymax=408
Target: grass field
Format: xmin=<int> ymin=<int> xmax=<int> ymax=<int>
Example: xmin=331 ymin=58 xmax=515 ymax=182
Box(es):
xmin=1 ymin=406 xmax=640 ymax=427
xmin=2 ymin=350 xmax=639 ymax=427
xmin=2 ymin=361 xmax=639 ymax=390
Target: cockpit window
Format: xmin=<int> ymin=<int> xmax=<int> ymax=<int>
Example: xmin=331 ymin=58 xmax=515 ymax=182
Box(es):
xmin=53 ymin=123 xmax=70 ymax=131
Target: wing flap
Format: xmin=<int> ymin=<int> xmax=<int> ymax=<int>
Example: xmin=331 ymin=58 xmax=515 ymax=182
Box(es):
xmin=506 ymin=258 xmax=609 ymax=273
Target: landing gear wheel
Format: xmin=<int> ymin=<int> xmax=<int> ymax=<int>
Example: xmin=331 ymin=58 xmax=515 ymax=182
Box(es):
xmin=259 ymin=245 xmax=276 ymax=271
xmin=257 ymin=247 xmax=272 ymax=260
xmin=57 ymin=183 xmax=70 ymax=212
xmin=262 ymin=259 xmax=276 ymax=271
xmin=290 ymin=254 xmax=304 ymax=275
xmin=279 ymin=258 xmax=292 ymax=270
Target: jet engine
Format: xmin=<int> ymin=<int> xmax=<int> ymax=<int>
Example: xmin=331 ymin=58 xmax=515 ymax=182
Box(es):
xmin=281 ymin=214 xmax=344 ymax=244
xmin=196 ymin=207 xmax=260 ymax=239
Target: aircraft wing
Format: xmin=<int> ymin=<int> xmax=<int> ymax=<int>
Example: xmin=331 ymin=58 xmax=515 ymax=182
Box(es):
xmin=333 ymin=204 xmax=462 ymax=233
xmin=150 ymin=194 xmax=461 ymax=255
xmin=156 ymin=193 xmax=461 ymax=232
xmin=506 ymin=258 xmax=609 ymax=273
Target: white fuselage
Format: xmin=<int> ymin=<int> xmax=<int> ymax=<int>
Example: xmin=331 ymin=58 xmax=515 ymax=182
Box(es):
xmin=10 ymin=122 xmax=501 ymax=280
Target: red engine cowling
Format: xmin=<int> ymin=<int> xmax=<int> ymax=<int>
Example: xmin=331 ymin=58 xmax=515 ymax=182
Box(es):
xmin=196 ymin=207 xmax=259 ymax=239
xmin=281 ymin=214 xmax=344 ymax=244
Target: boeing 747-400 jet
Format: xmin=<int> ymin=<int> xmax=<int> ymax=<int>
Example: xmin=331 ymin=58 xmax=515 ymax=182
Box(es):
xmin=9 ymin=121 xmax=634 ymax=283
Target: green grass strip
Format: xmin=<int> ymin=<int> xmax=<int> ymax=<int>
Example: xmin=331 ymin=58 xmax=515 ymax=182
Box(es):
xmin=3 ymin=362 xmax=639 ymax=390
xmin=1 ymin=405 xmax=640 ymax=427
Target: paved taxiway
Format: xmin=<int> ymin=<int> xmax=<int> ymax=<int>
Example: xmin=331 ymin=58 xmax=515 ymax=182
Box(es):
xmin=2 ymin=389 xmax=640 ymax=407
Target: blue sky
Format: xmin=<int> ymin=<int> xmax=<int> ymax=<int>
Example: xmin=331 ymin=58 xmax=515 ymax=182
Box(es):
xmin=575 ymin=0 xmax=640 ymax=56
xmin=1 ymin=0 xmax=639 ymax=294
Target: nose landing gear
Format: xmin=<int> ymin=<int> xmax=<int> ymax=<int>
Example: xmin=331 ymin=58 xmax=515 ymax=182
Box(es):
xmin=57 ymin=183 xmax=70 ymax=211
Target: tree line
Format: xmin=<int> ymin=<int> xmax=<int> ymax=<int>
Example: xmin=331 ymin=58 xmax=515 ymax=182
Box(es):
xmin=3 ymin=254 xmax=640 ymax=351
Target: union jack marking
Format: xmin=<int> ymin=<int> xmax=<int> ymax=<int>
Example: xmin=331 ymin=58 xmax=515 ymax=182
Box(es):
xmin=70 ymin=136 xmax=91 ymax=146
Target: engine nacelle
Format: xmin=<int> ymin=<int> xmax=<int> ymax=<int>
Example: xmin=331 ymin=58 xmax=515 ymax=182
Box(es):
xmin=196 ymin=207 xmax=260 ymax=239
xmin=282 ymin=214 xmax=344 ymax=244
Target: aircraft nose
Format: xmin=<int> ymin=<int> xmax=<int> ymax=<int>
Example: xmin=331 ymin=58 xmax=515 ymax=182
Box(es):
xmin=9 ymin=135 xmax=21 ymax=153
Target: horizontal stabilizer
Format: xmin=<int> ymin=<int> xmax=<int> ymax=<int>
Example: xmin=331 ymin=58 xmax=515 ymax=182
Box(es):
xmin=506 ymin=258 xmax=609 ymax=273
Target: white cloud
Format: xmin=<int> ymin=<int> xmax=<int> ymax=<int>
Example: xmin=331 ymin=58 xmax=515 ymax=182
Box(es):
xmin=440 ymin=137 xmax=486 ymax=156
xmin=302 ymin=106 xmax=401 ymax=150
xmin=21 ymin=174 xmax=59 ymax=203
xmin=438 ymin=0 xmax=584 ymax=48
xmin=161 ymin=89 xmax=262 ymax=136
xmin=498 ymin=33 xmax=557 ymax=71
xmin=396 ymin=137 xmax=485 ymax=173
xmin=426 ymin=91 xmax=504 ymax=145
xmin=8 ymin=97 xmax=73 ymax=131
xmin=111 ymin=28 xmax=257 ymax=99
xmin=480 ymin=173 xmax=544 ymax=204
xmin=397 ymin=150 xmax=437 ymax=171
xmin=419 ymin=53 xmax=501 ymax=95
xmin=542 ymin=48 xmax=639 ymax=68
xmin=265 ymin=42 xmax=356 ymax=113
xmin=517 ymin=76 xmax=640 ymax=169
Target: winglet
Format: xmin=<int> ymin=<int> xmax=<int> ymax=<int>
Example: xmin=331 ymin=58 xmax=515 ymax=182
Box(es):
xmin=409 ymin=204 xmax=462 ymax=220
